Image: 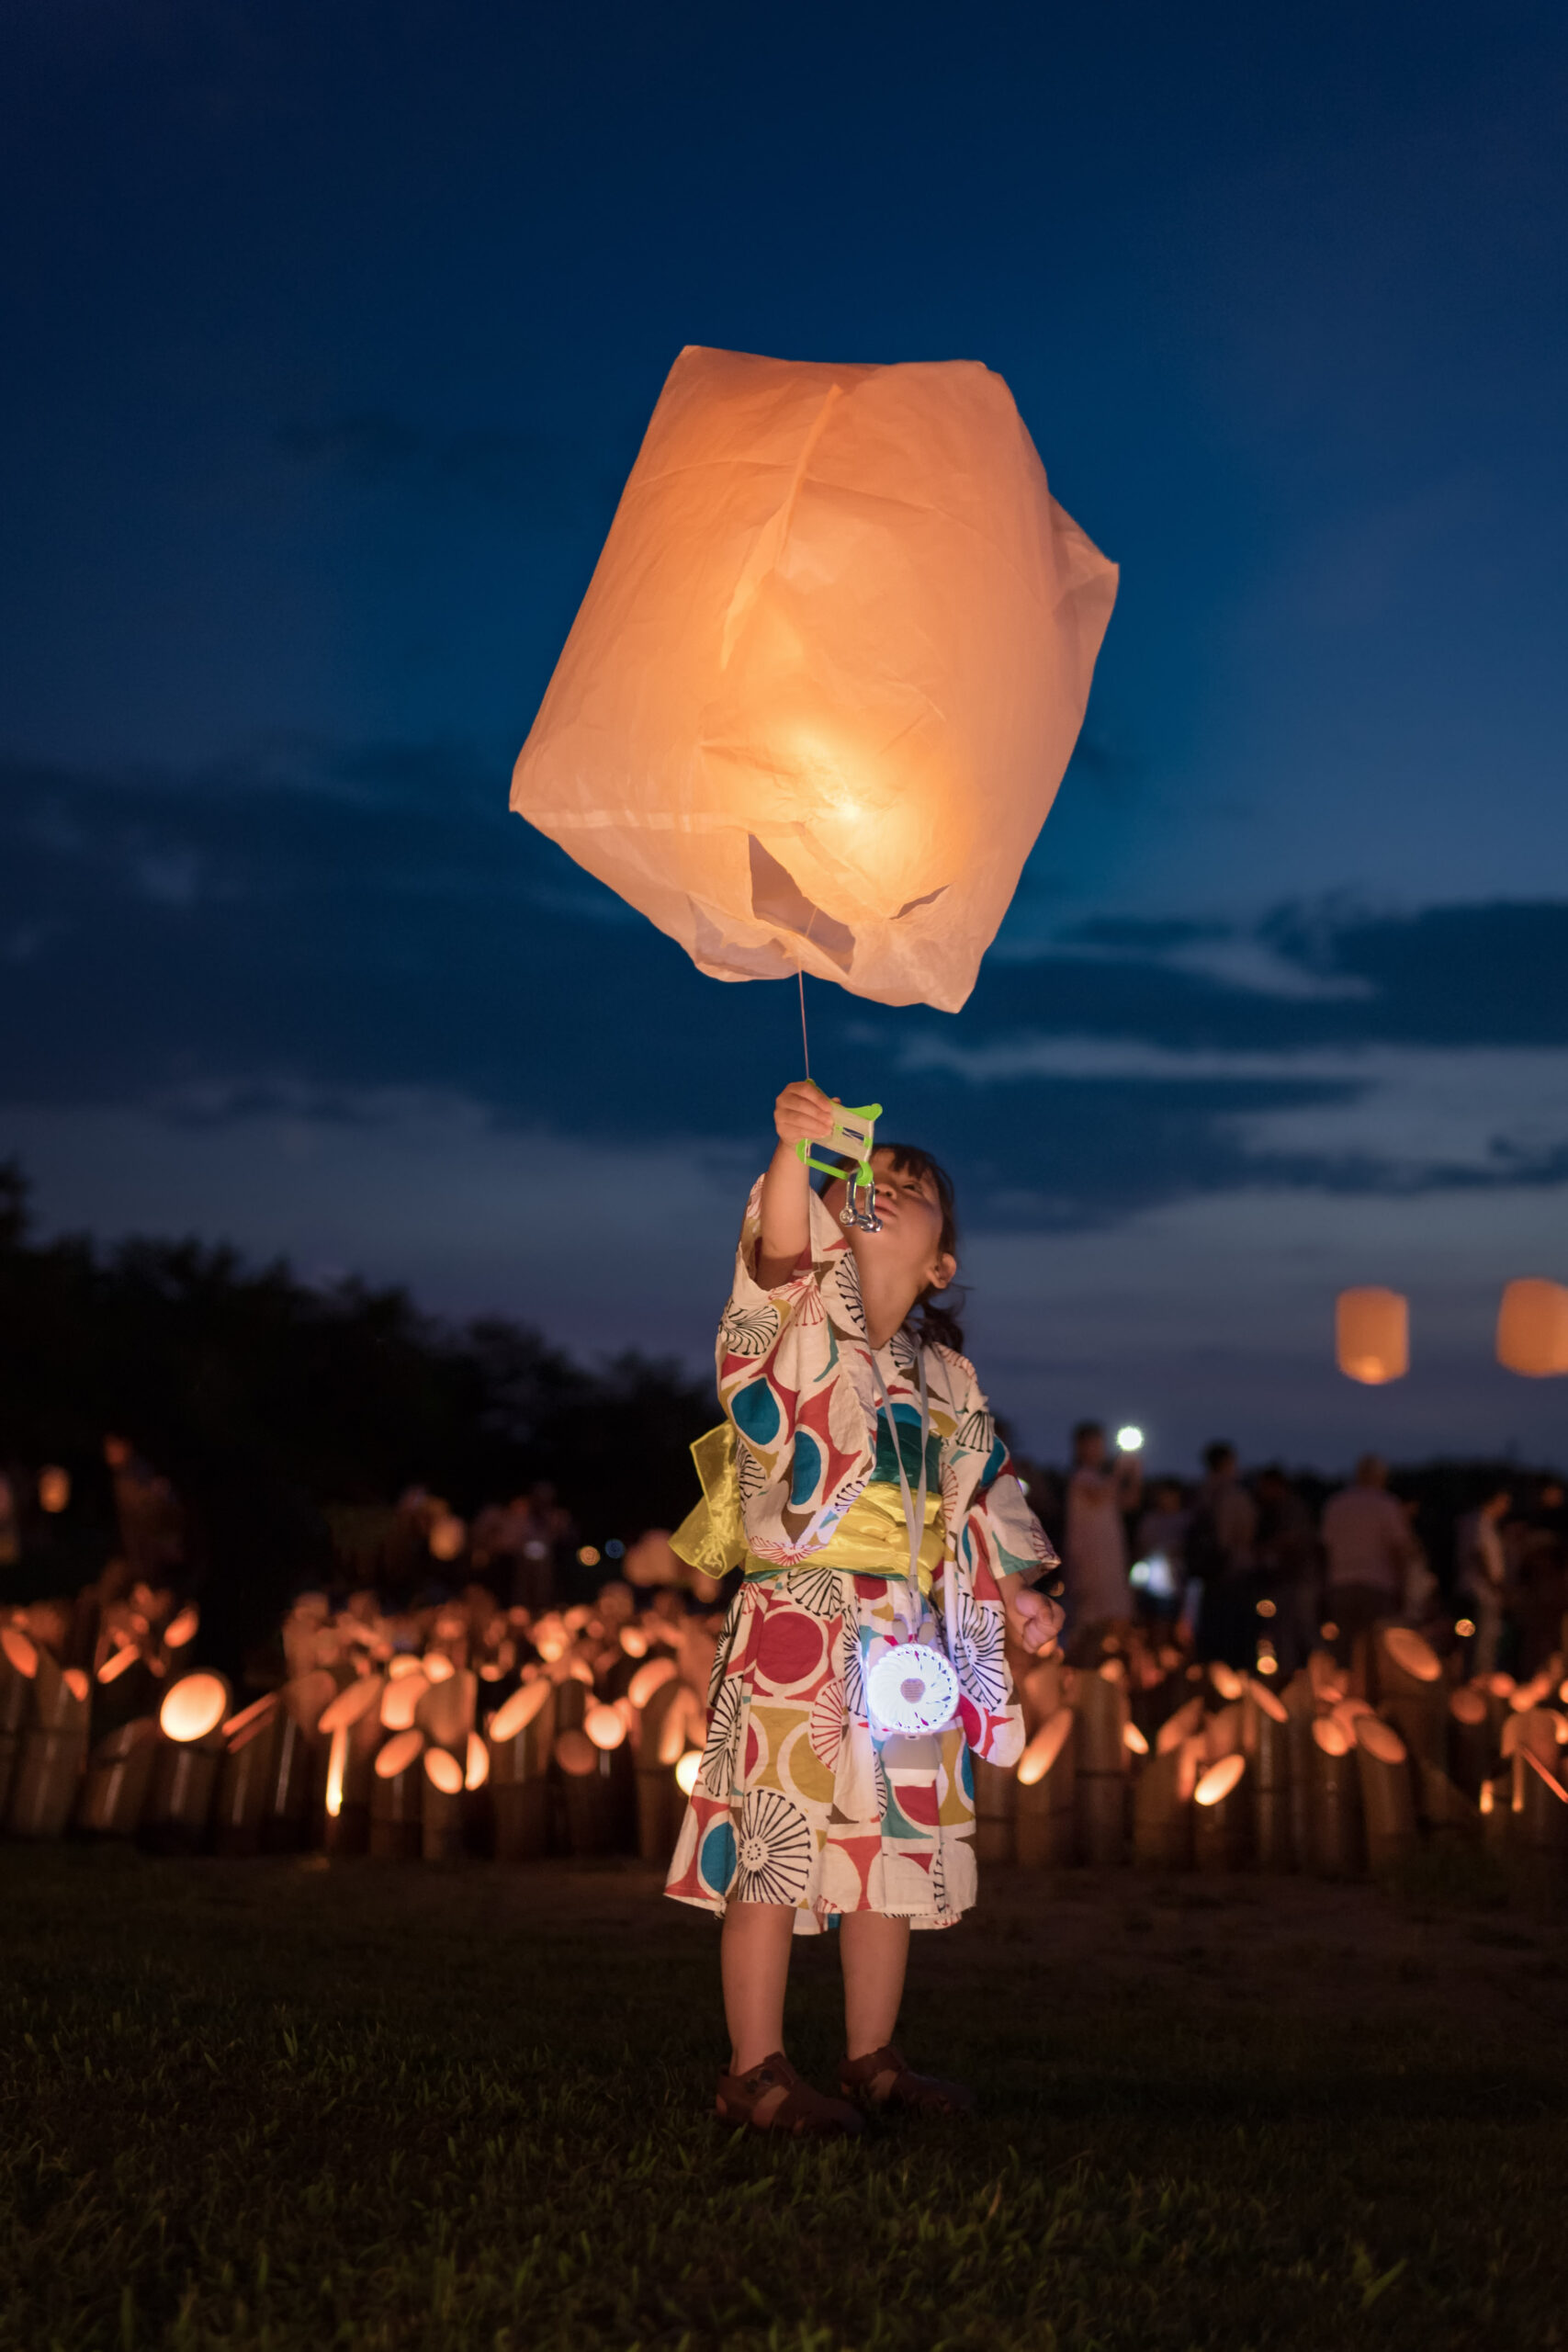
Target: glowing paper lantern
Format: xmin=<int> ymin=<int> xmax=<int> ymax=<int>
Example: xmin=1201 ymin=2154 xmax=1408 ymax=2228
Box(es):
xmin=1336 ymin=1288 xmax=1408 ymax=1385
xmin=513 ymin=345 xmax=1117 ymax=1013
xmin=1496 ymin=1279 xmax=1568 ymax=1377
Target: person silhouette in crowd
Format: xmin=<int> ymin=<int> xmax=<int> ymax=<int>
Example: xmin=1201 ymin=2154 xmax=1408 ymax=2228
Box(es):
xmin=1064 ymin=1420 xmax=1142 ymax=1643
xmin=1319 ymin=1454 xmax=1416 ymax=1662
xmin=1190 ymin=1442 xmax=1258 ymax=1665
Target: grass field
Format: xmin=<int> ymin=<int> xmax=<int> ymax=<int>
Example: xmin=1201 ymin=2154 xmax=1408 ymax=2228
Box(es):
xmin=5 ymin=1844 xmax=1568 ymax=2352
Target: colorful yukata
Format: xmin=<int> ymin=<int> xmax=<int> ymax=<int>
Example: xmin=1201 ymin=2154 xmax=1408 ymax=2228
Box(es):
xmin=665 ymin=1174 xmax=1057 ymax=1936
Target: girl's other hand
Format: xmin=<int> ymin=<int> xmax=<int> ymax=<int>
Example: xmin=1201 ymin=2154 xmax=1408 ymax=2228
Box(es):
xmin=773 ymin=1081 xmax=839 ymax=1148
xmin=1002 ymin=1583 xmax=1064 ymax=1657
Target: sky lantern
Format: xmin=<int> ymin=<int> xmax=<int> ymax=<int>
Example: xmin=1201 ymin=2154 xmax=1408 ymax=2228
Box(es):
xmin=1336 ymin=1287 xmax=1408 ymax=1385
xmin=1495 ymin=1278 xmax=1568 ymax=1376
xmin=513 ymin=345 xmax=1117 ymax=1014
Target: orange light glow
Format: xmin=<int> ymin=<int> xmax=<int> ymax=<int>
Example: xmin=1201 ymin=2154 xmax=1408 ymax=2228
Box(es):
xmin=423 ymin=1652 xmax=457 ymax=1685
xmin=619 ymin=1626 xmax=649 ymax=1659
xmin=38 ymin=1465 xmax=71 ymax=1514
xmin=584 ymin=1702 xmax=627 ymax=1752
xmin=1209 ymin=1664 xmax=1244 ymax=1702
xmin=97 ymin=1641 xmax=141 ymax=1685
xmin=1193 ymin=1753 xmax=1247 ymax=1807
xmin=1122 ymin=1723 xmax=1149 ymax=1756
xmin=577 ymin=1545 xmax=602 ymax=1568
xmin=1312 ymin=1717 xmax=1353 ymax=1758
xmin=627 ymin=1657 xmax=679 ymax=1712
xmin=1017 ymin=1706 xmax=1075 ymax=1788
xmin=159 ymin=1670 xmax=230 ymax=1744
xmin=1450 ymin=1688 xmax=1488 ymax=1725
xmin=380 ymin=1671 xmax=428 ymax=1731
xmin=464 ymin=1732 xmax=490 ymax=1791
xmin=1381 ymin=1628 xmax=1440 ymax=1684
xmin=488 ymin=1678 xmax=552 ymax=1743
xmin=423 ymin=1747 xmax=464 ymax=1795
xmin=318 ymin=1676 xmax=385 ymax=1734
xmin=1455 ymin=1618 xmax=1477 ymax=1640
xmin=1248 ymin=1679 xmax=1289 ymax=1723
xmin=428 ymin=1514 xmax=467 ymax=1563
xmin=374 ymin=1727 xmax=425 ymax=1780
xmin=387 ymin=1653 xmax=424 ymax=1679
xmin=164 ymin=1605 xmax=199 ymax=1649
xmin=2 ymin=1626 xmax=39 ymax=1678
xmin=1495 ymin=1278 xmax=1568 ymax=1377
xmin=1355 ymin=1717 xmax=1406 ymax=1765
xmin=324 ymin=1724 xmax=348 ymax=1816
xmin=674 ymin=1749 xmax=703 ymax=1796
xmin=555 ymin=1729 xmax=598 ymax=1777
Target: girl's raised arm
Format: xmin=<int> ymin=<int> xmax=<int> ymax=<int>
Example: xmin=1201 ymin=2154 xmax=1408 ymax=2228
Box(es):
xmin=756 ymin=1081 xmax=838 ymax=1288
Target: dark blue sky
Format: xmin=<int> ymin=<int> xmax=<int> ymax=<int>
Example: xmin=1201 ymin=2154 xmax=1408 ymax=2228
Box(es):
xmin=4 ymin=0 xmax=1567 ymax=1468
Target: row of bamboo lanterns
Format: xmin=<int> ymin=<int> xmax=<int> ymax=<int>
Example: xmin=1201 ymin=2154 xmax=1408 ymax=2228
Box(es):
xmin=1 ymin=1591 xmax=715 ymax=1865
xmin=976 ymin=1625 xmax=1568 ymax=1876
xmin=1337 ymin=1278 xmax=1568 ymax=1384
xmin=8 ymin=1582 xmax=1567 ymax=1879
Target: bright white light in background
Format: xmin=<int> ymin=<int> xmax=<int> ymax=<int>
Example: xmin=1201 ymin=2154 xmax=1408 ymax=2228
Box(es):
xmin=1116 ymin=1425 xmax=1144 ymax=1453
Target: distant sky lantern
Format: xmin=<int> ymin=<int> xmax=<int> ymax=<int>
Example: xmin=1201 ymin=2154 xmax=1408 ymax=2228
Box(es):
xmin=1336 ymin=1287 xmax=1409 ymax=1385
xmin=38 ymin=1467 xmax=70 ymax=1514
xmin=513 ymin=345 xmax=1117 ymax=1014
xmin=1496 ymin=1278 xmax=1568 ymax=1377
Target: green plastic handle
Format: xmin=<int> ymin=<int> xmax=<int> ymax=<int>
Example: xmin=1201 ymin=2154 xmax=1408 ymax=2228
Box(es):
xmin=795 ymin=1101 xmax=883 ymax=1187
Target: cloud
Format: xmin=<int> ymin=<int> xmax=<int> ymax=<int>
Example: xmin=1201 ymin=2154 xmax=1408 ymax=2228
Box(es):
xmin=5 ymin=742 xmax=1568 ymax=1238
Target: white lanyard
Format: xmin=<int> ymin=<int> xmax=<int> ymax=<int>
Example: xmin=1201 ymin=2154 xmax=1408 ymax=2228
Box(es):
xmin=869 ymin=1343 xmax=929 ymax=1599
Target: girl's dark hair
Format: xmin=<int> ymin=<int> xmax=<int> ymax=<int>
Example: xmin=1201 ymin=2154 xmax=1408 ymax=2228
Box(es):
xmin=818 ymin=1141 xmax=966 ymax=1356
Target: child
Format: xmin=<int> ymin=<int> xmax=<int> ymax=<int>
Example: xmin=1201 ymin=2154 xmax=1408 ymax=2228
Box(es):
xmin=666 ymin=1080 xmax=1064 ymax=2134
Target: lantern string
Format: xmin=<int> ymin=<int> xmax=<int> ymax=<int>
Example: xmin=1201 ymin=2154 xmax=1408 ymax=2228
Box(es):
xmin=797 ymin=965 xmax=811 ymax=1085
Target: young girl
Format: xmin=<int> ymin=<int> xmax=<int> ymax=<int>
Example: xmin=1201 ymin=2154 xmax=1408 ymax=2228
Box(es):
xmin=666 ymin=1080 xmax=1064 ymax=2134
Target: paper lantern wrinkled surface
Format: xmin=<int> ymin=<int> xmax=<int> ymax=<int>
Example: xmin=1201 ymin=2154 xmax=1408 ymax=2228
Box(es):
xmin=1496 ymin=1278 xmax=1568 ymax=1376
xmin=1336 ymin=1287 xmax=1408 ymax=1384
xmin=513 ymin=345 xmax=1117 ymax=1013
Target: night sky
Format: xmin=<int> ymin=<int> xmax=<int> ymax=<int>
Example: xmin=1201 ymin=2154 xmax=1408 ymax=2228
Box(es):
xmin=4 ymin=1 xmax=1566 ymax=1471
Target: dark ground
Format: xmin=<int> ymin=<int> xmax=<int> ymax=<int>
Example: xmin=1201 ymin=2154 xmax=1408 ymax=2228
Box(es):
xmin=5 ymin=1844 xmax=1567 ymax=2351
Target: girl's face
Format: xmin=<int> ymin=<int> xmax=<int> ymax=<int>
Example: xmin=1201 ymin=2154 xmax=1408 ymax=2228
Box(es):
xmin=821 ymin=1148 xmax=956 ymax=1301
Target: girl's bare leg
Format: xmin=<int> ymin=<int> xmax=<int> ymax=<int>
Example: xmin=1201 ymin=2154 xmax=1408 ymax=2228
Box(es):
xmin=720 ymin=1900 xmax=796 ymax=2073
xmin=840 ymin=1910 xmax=911 ymax=2059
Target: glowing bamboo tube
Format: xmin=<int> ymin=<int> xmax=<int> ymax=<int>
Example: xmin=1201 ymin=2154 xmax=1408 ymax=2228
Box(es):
xmin=6 ymin=1657 xmax=92 ymax=1838
xmin=1015 ymin=1706 xmax=1078 ymax=1868
xmin=213 ymin=1698 xmax=282 ymax=1856
xmin=421 ymin=1743 xmax=468 ymax=1861
xmin=1203 ymin=1699 xmax=1245 ymax=1763
xmin=1192 ymin=1750 xmax=1250 ymax=1871
xmin=1508 ymin=1747 xmax=1568 ymax=1858
xmin=370 ymin=1726 xmax=425 ymax=1859
xmin=972 ymin=1755 xmax=1017 ymax=1866
xmin=76 ymin=1716 xmax=162 ymax=1836
xmin=556 ymin=1725 xmax=617 ymax=1855
xmin=416 ymin=1666 xmax=477 ymax=1758
xmin=1308 ymin=1714 xmax=1363 ymax=1877
xmin=1501 ymin=1706 xmax=1559 ymax=1770
xmin=489 ymin=1677 xmax=556 ymax=1862
xmin=1448 ymin=1686 xmax=1492 ymax=1799
xmin=1073 ymin=1664 xmax=1129 ymax=1867
xmin=1018 ymin=1656 xmax=1066 ymax=1739
xmin=1353 ymin=1716 xmax=1416 ymax=1872
xmin=1373 ymin=1628 xmax=1447 ymax=1780
xmin=1243 ymin=1678 xmax=1294 ymax=1870
xmin=260 ymin=1671 xmax=336 ymax=1853
xmin=1131 ymin=1729 xmax=1200 ymax=1871
xmin=318 ymin=1674 xmax=385 ymax=1855
xmin=137 ymin=1670 xmax=231 ymax=1849
xmin=634 ymin=1676 xmax=701 ymax=1866
xmin=0 ymin=1632 xmax=32 ymax=1816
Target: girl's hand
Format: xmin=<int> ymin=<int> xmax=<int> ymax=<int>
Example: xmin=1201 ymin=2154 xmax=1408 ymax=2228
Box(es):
xmin=773 ymin=1080 xmax=839 ymax=1149
xmin=1000 ymin=1581 xmax=1064 ymax=1657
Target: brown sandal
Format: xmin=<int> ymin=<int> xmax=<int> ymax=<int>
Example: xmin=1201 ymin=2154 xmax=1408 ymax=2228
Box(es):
xmin=840 ymin=2042 xmax=976 ymax=2115
xmin=716 ymin=2051 xmax=864 ymax=2137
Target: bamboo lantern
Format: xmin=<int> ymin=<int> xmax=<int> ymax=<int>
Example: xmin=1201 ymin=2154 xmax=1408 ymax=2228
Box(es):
xmin=633 ymin=1675 xmax=701 ymax=1865
xmin=1203 ymin=1700 xmax=1245 ymax=1764
xmin=421 ymin=1744 xmax=468 ymax=1861
xmin=1131 ymin=1729 xmax=1201 ymax=1871
xmin=370 ymin=1727 xmax=425 ymax=1859
xmin=1353 ymin=1716 xmax=1416 ymax=1872
xmin=1374 ymin=1628 xmax=1446 ymax=1775
xmin=1336 ymin=1288 xmax=1409 ymax=1384
xmin=556 ymin=1725 xmax=617 ymax=1855
xmin=1018 ymin=1656 xmax=1066 ymax=1739
xmin=1207 ymin=1662 xmax=1246 ymax=1707
xmin=319 ymin=1675 xmax=386 ymax=1856
xmin=1495 ymin=1279 xmax=1568 ymax=1376
xmin=213 ymin=1697 xmax=283 ymax=1857
xmin=513 ymin=345 xmax=1118 ymax=1016
xmin=6 ymin=1652 xmax=92 ymax=1838
xmin=140 ymin=1670 xmax=231 ymax=1849
xmin=972 ymin=1755 xmax=1018 ymax=1865
xmin=0 ymin=1628 xmax=34 ymax=1815
xmin=1016 ymin=1707 xmax=1078 ymax=1868
xmin=1500 ymin=1707 xmax=1560 ymax=1770
xmin=77 ymin=1716 xmax=162 ymax=1836
xmin=416 ymin=1666 xmax=477 ymax=1758
xmin=1417 ymin=1760 xmax=1482 ymax=1838
xmin=1478 ymin=1771 xmax=1509 ymax=1858
xmin=1243 ymin=1679 xmax=1294 ymax=1870
xmin=1308 ymin=1715 xmax=1364 ymax=1877
xmin=1280 ymin=1670 xmax=1320 ymax=1871
xmin=1073 ymin=1663 xmax=1130 ymax=1867
xmin=379 ymin=1660 xmax=428 ymax=1732
xmin=1192 ymin=1751 xmax=1250 ymax=1872
xmin=1447 ymin=1686 xmax=1492 ymax=1799
xmin=489 ymin=1677 xmax=557 ymax=1862
xmin=1508 ymin=1747 xmax=1568 ymax=1858
xmin=1477 ymin=1672 xmax=1517 ymax=1750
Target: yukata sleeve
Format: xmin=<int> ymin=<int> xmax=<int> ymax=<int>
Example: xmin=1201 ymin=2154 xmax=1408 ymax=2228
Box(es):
xmin=715 ymin=1175 xmax=870 ymax=1558
xmin=936 ymin=1351 xmax=1060 ymax=1599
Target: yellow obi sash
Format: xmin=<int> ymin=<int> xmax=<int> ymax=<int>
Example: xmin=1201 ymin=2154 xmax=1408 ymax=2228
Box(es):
xmin=756 ymin=1479 xmax=944 ymax=1595
xmin=671 ymin=1425 xmax=943 ymax=1596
